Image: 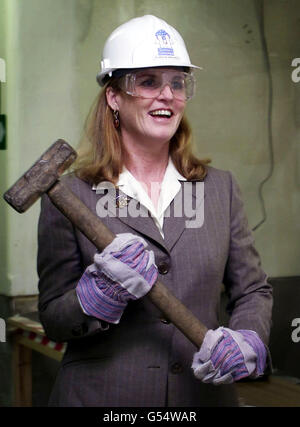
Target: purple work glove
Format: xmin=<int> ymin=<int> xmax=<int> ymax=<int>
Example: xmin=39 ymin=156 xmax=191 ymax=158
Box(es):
xmin=192 ymin=327 xmax=267 ymax=385
xmin=76 ymin=233 xmax=158 ymax=324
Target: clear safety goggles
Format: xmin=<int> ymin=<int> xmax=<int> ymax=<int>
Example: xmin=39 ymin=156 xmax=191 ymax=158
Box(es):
xmin=118 ymin=69 xmax=196 ymax=101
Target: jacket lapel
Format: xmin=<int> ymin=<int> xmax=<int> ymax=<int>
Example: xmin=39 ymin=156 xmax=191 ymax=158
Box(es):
xmin=163 ymin=180 xmax=205 ymax=251
xmin=95 ymin=186 xmax=168 ymax=251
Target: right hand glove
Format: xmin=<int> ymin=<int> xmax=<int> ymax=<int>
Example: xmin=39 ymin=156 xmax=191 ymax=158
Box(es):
xmin=191 ymin=327 xmax=267 ymax=385
xmin=76 ymin=233 xmax=158 ymax=324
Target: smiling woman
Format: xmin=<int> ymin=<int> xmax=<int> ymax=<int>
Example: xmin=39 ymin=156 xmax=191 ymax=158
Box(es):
xmin=105 ymin=68 xmax=188 ymax=171
xmin=37 ymin=14 xmax=273 ymax=407
xmin=74 ymin=71 xmax=207 ymax=186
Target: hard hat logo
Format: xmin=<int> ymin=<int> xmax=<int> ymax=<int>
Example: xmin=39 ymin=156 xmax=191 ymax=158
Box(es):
xmin=155 ymin=30 xmax=175 ymax=57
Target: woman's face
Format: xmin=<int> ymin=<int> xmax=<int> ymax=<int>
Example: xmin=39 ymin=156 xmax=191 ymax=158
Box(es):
xmin=106 ymin=68 xmax=187 ymax=149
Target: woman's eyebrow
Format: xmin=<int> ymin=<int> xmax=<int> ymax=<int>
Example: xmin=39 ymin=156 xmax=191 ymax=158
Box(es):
xmin=136 ymin=72 xmax=156 ymax=78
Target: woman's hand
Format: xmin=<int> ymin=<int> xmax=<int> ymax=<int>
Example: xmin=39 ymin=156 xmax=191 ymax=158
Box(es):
xmin=76 ymin=233 xmax=158 ymax=324
xmin=192 ymin=327 xmax=267 ymax=385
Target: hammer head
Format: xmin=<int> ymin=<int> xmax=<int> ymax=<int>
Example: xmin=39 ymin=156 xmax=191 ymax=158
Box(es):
xmin=3 ymin=139 xmax=77 ymax=213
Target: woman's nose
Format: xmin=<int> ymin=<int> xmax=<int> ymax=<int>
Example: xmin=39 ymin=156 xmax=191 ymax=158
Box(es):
xmin=157 ymin=83 xmax=174 ymax=100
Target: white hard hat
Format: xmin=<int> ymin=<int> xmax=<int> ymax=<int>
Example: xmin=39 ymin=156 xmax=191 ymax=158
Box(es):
xmin=97 ymin=15 xmax=202 ymax=86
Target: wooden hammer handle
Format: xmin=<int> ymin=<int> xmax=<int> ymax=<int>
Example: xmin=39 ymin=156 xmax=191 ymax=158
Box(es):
xmin=48 ymin=180 xmax=208 ymax=348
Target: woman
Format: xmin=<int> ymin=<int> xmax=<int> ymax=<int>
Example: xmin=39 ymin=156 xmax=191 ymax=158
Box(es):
xmin=38 ymin=15 xmax=273 ymax=407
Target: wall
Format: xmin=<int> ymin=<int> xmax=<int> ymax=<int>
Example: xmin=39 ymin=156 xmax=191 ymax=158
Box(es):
xmin=0 ymin=0 xmax=82 ymax=296
xmin=0 ymin=0 xmax=299 ymax=298
xmin=0 ymin=0 xmax=8 ymax=295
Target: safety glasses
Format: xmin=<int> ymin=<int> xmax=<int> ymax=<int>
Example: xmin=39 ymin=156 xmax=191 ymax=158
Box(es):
xmin=118 ymin=69 xmax=196 ymax=101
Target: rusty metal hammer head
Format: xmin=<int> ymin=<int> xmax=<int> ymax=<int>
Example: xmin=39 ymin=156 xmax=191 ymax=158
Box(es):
xmin=3 ymin=139 xmax=77 ymax=213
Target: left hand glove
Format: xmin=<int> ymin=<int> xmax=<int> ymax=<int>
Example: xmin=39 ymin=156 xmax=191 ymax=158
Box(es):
xmin=192 ymin=327 xmax=267 ymax=385
xmin=76 ymin=233 xmax=158 ymax=324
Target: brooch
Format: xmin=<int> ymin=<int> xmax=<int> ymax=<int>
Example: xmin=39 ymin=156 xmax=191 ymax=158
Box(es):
xmin=116 ymin=194 xmax=129 ymax=208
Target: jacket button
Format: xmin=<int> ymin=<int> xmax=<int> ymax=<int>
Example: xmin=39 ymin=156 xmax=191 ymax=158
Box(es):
xmin=160 ymin=318 xmax=170 ymax=324
xmin=171 ymin=362 xmax=183 ymax=374
xmin=158 ymin=262 xmax=169 ymax=274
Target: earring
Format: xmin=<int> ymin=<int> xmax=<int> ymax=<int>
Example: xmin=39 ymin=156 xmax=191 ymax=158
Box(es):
xmin=113 ymin=110 xmax=120 ymax=129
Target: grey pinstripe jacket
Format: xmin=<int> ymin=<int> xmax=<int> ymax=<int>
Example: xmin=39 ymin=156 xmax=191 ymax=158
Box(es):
xmin=37 ymin=166 xmax=273 ymax=407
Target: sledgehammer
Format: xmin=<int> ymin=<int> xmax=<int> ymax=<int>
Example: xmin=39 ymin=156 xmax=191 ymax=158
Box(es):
xmin=3 ymin=139 xmax=208 ymax=348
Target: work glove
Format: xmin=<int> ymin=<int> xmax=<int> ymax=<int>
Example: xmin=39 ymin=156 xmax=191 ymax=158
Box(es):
xmin=192 ymin=327 xmax=267 ymax=385
xmin=76 ymin=233 xmax=158 ymax=324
